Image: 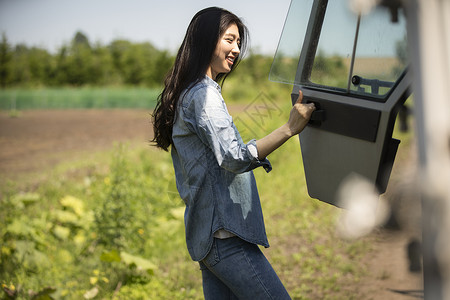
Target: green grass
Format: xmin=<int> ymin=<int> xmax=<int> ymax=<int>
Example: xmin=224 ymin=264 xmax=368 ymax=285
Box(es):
xmin=0 ymin=87 xmax=161 ymax=110
xmin=2 ymin=140 xmax=367 ymax=299
xmin=0 ymin=85 xmax=413 ymax=299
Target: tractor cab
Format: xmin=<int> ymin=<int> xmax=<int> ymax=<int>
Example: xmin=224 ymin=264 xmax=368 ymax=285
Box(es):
xmin=270 ymin=0 xmax=411 ymax=206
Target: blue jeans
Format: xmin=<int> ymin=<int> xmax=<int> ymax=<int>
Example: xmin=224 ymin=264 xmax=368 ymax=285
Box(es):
xmin=199 ymin=237 xmax=291 ymax=300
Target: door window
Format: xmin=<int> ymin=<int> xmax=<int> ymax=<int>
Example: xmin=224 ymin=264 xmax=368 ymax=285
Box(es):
xmin=270 ymin=0 xmax=408 ymax=100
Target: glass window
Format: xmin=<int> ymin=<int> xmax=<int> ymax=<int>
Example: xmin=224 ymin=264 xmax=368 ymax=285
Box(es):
xmin=270 ymin=0 xmax=408 ymax=100
xmin=269 ymin=0 xmax=314 ymax=84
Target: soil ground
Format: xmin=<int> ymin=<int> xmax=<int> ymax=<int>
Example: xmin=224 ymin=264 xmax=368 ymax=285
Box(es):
xmin=0 ymin=109 xmax=423 ymax=299
xmin=0 ymin=109 xmax=152 ymax=180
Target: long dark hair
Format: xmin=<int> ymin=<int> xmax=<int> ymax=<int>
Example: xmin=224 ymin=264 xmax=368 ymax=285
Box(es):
xmin=152 ymin=7 xmax=249 ymax=151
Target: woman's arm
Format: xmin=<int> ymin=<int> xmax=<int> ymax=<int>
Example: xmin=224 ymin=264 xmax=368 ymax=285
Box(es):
xmin=255 ymin=90 xmax=315 ymax=160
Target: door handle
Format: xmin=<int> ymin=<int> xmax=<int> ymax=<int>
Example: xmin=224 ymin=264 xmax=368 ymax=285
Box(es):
xmin=310 ymin=109 xmax=326 ymax=122
xmin=306 ymin=100 xmax=325 ymax=126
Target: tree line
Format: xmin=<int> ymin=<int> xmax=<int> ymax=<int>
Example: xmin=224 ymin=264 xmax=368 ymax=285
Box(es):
xmin=0 ymin=31 xmax=174 ymax=88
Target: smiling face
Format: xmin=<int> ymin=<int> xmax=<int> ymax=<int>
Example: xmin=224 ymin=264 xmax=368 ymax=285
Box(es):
xmin=206 ymin=23 xmax=241 ymax=80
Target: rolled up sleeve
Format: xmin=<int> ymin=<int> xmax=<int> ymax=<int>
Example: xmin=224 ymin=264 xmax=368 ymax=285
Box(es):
xmin=246 ymin=139 xmax=272 ymax=173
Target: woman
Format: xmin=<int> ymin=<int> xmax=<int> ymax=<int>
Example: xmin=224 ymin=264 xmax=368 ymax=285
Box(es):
xmin=152 ymin=7 xmax=315 ymax=299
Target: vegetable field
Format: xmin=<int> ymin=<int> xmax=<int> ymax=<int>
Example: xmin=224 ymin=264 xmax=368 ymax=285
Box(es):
xmin=0 ymin=86 xmax=422 ymax=299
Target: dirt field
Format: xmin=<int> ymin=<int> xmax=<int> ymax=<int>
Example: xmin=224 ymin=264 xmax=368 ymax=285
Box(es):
xmin=0 ymin=109 xmax=423 ymax=299
xmin=0 ymin=109 xmax=153 ymax=179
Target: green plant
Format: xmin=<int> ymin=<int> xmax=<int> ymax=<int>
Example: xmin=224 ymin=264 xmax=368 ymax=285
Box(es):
xmin=0 ymin=90 xmax=402 ymax=298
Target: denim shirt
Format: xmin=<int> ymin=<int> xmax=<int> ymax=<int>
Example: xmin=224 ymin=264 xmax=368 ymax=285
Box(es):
xmin=171 ymin=75 xmax=272 ymax=261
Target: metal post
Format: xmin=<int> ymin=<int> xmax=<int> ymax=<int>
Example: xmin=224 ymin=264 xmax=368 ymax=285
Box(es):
xmin=404 ymin=0 xmax=450 ymax=298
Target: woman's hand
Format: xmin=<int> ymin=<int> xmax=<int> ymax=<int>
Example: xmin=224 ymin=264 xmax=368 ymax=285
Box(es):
xmin=286 ymin=90 xmax=316 ymax=137
xmin=255 ymin=90 xmax=315 ymax=159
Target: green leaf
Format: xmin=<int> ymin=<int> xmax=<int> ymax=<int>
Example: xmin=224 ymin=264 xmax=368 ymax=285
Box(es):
xmin=100 ymin=249 xmax=121 ymax=262
xmin=51 ymin=209 xmax=79 ymax=225
xmin=11 ymin=192 xmax=40 ymax=206
xmin=52 ymin=225 xmax=70 ymax=240
xmin=120 ymin=251 xmax=156 ymax=274
xmin=6 ymin=218 xmax=35 ymax=237
xmin=26 ymin=248 xmax=50 ymax=269
xmin=14 ymin=240 xmax=35 ymax=260
xmin=60 ymin=195 xmax=85 ymax=216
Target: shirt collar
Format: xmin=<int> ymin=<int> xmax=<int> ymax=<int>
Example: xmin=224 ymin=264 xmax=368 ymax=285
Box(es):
xmin=203 ymin=75 xmax=221 ymax=92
